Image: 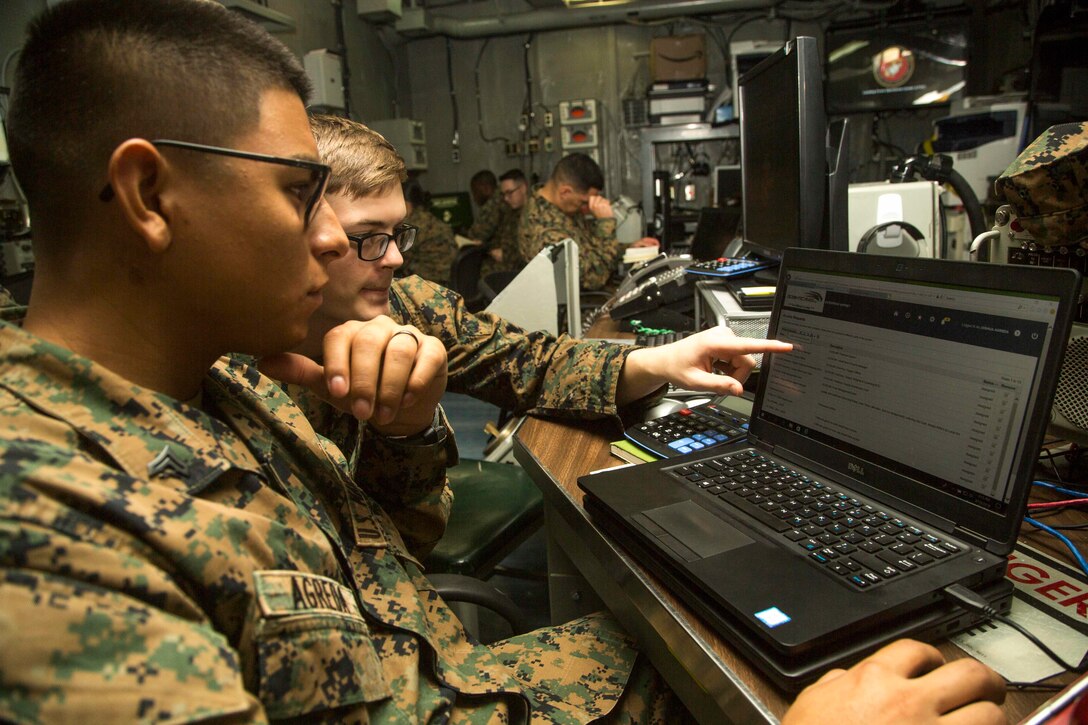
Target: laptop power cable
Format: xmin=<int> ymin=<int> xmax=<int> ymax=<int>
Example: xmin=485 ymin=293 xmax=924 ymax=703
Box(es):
xmin=943 ymin=583 xmax=1088 ymax=674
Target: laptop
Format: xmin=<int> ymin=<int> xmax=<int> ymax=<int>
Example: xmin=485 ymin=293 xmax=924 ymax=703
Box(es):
xmin=581 ymin=248 xmax=1080 ymax=689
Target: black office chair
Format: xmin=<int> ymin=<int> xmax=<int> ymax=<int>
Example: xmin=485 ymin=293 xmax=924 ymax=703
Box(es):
xmin=448 ymin=245 xmax=487 ymax=311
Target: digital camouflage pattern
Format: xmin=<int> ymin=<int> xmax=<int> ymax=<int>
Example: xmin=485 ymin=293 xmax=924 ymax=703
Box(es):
xmin=402 ymin=206 xmax=457 ymax=285
xmin=284 ymin=276 xmax=656 ymax=560
xmin=0 ymin=316 xmax=684 ymax=723
xmin=468 ymin=190 xmax=508 ymax=246
xmin=482 ymin=206 xmax=525 ymax=277
xmin=995 ymin=121 xmax=1088 ymax=247
xmin=518 ymin=192 xmax=620 ymax=291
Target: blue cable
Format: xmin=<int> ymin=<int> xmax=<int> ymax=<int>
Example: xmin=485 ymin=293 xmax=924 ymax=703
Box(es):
xmin=1032 ymin=480 xmax=1088 ymax=499
xmin=1025 ymin=516 xmax=1088 ymax=579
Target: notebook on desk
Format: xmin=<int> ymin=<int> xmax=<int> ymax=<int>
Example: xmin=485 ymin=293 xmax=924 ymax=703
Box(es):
xmin=580 ymin=248 xmax=1081 ymax=689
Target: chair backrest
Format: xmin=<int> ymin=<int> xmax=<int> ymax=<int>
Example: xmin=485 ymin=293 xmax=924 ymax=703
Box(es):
xmin=448 ymin=245 xmax=486 ymax=301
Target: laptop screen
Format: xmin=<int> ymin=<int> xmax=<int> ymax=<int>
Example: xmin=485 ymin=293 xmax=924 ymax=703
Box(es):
xmin=755 ymin=259 xmax=1067 ymax=524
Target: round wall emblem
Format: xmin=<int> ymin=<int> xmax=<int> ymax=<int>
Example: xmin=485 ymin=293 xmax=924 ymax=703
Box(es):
xmin=873 ymin=46 xmax=916 ymax=88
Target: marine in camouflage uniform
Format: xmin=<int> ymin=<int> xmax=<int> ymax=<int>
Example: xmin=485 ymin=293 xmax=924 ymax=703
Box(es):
xmin=284 ymin=275 xmax=663 ymax=556
xmin=468 ymin=189 xmax=509 ymax=248
xmin=481 ymin=205 xmax=525 ymax=277
xmin=518 ymin=191 xmax=620 ymax=291
xmin=994 ymin=121 xmax=1088 ymax=248
xmin=402 ymin=205 xmax=457 ymax=286
xmin=0 ymin=297 xmax=682 ymax=723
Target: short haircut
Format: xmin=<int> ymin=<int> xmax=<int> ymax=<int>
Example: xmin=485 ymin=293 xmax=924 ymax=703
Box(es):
xmin=7 ymin=0 xmax=311 ymax=233
xmin=310 ymin=114 xmax=407 ymax=199
xmin=470 ymin=170 xmax=497 ymax=192
xmin=552 ymin=153 xmax=604 ymax=193
xmin=499 ymin=169 xmax=528 ymax=186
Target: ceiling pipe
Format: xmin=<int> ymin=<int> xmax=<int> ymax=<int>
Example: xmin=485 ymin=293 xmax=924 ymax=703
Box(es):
xmin=411 ymin=0 xmax=778 ymax=39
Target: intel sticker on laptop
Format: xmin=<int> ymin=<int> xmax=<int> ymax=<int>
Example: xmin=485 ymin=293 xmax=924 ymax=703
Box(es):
xmin=755 ymin=607 xmax=791 ymax=628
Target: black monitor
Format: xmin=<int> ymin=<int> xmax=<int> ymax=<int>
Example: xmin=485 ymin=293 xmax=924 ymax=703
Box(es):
xmin=428 ymin=192 xmax=474 ymax=230
xmin=738 ymin=36 xmax=828 ymax=260
xmin=825 ymin=15 xmax=967 ymax=114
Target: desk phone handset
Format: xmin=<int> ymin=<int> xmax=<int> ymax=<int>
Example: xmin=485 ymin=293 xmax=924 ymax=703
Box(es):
xmin=609 ymin=255 xmax=693 ymax=321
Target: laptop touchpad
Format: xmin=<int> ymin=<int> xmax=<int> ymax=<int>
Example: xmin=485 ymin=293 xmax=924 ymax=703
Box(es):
xmin=638 ymin=501 xmax=754 ymax=561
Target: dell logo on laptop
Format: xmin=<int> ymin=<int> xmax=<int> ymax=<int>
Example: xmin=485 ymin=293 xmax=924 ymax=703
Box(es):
xmin=848 ymin=461 xmax=865 ymax=476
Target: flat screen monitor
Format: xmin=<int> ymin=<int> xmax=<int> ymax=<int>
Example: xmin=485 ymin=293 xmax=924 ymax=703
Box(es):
xmin=739 ymin=36 xmax=827 ymax=260
xmin=825 ymin=16 xmax=967 ymax=114
xmin=429 ymin=192 xmax=474 ymax=230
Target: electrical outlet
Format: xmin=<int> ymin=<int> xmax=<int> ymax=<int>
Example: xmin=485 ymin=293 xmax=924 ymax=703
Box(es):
xmin=451 ymin=147 xmax=461 ymax=163
xmin=505 ymin=142 xmax=517 ymax=156
xmin=528 ymin=137 xmax=540 ymax=153
xmin=543 ymin=136 xmax=554 ymax=152
xmin=544 ymin=112 xmax=554 ymax=128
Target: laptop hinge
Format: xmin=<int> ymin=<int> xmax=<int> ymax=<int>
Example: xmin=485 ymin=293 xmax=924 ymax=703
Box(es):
xmin=954 ymin=527 xmax=993 ymax=551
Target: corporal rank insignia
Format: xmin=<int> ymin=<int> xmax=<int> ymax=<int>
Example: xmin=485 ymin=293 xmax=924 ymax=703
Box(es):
xmin=147 ymin=445 xmax=190 ymax=479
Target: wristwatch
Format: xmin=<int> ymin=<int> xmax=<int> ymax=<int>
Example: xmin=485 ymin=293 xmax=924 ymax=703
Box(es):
xmin=382 ymin=408 xmax=447 ymax=446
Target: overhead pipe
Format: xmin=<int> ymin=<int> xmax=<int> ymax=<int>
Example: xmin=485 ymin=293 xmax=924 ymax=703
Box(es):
xmin=409 ymin=0 xmax=778 ymax=39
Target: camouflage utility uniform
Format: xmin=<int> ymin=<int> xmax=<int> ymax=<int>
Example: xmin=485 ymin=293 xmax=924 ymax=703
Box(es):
xmin=995 ymin=121 xmax=1088 ymax=248
xmin=481 ymin=206 xmax=525 ymax=277
xmin=402 ymin=206 xmax=456 ymax=286
xmin=468 ymin=190 xmax=508 ymax=246
xmin=289 ymin=273 xmax=650 ymax=434
xmin=518 ymin=192 xmax=620 ymax=291
xmin=285 ymin=276 xmax=661 ymax=542
xmin=0 ymin=302 xmax=678 ymax=722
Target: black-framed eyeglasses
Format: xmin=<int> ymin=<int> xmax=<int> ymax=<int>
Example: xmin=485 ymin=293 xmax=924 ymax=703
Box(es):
xmin=98 ymin=139 xmax=331 ymax=228
xmin=347 ymin=225 xmax=417 ymax=261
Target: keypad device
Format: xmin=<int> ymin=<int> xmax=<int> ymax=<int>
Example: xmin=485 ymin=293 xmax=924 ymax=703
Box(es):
xmin=686 ymin=257 xmax=777 ymax=279
xmin=667 ymin=450 xmax=964 ymax=590
xmin=625 ymin=400 xmax=749 ymax=458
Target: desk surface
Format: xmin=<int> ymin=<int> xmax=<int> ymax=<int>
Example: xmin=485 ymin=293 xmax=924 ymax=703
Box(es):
xmin=513 ymin=413 xmax=1081 ymax=723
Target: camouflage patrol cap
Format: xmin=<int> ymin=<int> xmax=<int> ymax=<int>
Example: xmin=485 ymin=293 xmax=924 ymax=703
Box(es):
xmin=994 ymin=122 xmax=1088 ymax=246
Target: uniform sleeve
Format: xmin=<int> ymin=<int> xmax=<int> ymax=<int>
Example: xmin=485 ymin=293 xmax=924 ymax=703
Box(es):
xmin=391 ymin=277 xmax=654 ymax=428
xmin=352 ymin=407 xmax=457 ymax=560
xmin=577 ymin=218 xmax=620 ymax=291
xmin=0 ymin=443 xmax=264 ymax=724
xmin=281 ymin=380 xmax=455 ymax=560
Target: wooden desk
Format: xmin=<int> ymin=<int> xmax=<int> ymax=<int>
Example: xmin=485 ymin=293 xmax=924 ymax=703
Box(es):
xmin=513 ymin=414 xmax=1081 ymax=723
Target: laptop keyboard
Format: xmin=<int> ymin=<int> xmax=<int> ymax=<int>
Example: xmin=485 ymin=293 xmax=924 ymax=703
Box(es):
xmin=667 ymin=449 xmax=964 ymax=590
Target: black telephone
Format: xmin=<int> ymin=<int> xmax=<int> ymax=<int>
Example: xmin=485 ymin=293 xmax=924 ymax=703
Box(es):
xmin=609 ymin=254 xmax=694 ymax=321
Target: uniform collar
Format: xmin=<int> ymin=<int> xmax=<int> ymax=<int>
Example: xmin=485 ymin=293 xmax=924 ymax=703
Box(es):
xmin=0 ymin=321 xmax=261 ymax=491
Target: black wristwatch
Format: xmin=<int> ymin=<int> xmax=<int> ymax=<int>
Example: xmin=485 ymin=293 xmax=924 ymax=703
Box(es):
xmin=384 ymin=408 xmax=446 ymax=446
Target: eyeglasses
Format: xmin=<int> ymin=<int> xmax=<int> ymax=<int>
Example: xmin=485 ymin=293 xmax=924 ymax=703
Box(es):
xmin=500 ymin=185 xmax=525 ymax=198
xmin=347 ymin=224 xmax=417 ymax=261
xmin=98 ymin=139 xmax=331 ymax=228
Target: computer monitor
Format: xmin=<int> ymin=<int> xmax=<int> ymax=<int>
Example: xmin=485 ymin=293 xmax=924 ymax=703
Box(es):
xmin=691 ymin=207 xmax=743 ymax=261
xmin=428 ymin=192 xmax=474 ymax=230
xmin=738 ymin=36 xmax=828 ymax=260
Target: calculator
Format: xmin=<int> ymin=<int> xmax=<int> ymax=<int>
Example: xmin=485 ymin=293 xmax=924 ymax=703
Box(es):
xmin=625 ymin=396 xmax=750 ymax=459
xmin=685 ymin=257 xmax=777 ymax=279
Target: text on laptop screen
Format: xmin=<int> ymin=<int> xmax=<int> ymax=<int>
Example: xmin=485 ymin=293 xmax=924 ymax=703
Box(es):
xmin=760 ymin=267 xmax=1062 ymax=513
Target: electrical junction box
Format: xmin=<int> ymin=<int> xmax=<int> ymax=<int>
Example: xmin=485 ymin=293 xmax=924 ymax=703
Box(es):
xmin=560 ymin=125 xmax=598 ymax=149
xmin=369 ymin=119 xmax=427 ymax=171
xmin=356 ymin=0 xmax=401 ymax=22
xmin=303 ymin=50 xmax=344 ymax=111
xmin=559 ymin=99 xmax=598 ymax=125
xmin=394 ymin=7 xmax=430 ymax=36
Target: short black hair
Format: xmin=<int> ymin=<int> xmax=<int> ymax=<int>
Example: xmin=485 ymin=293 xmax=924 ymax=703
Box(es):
xmin=470 ymin=170 xmax=498 ymax=191
xmin=7 ymin=0 xmax=311 ymax=233
xmin=552 ymin=153 xmax=604 ymax=193
xmin=499 ymin=169 xmax=527 ymax=186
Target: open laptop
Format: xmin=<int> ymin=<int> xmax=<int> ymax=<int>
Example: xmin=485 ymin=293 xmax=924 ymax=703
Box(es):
xmin=580 ymin=248 xmax=1080 ymax=689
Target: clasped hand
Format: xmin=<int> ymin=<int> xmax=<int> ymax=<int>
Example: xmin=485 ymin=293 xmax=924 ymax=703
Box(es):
xmin=260 ymin=316 xmax=447 ymax=437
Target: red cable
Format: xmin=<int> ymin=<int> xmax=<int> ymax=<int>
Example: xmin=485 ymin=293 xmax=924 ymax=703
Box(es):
xmin=1028 ymin=498 xmax=1088 ymax=511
